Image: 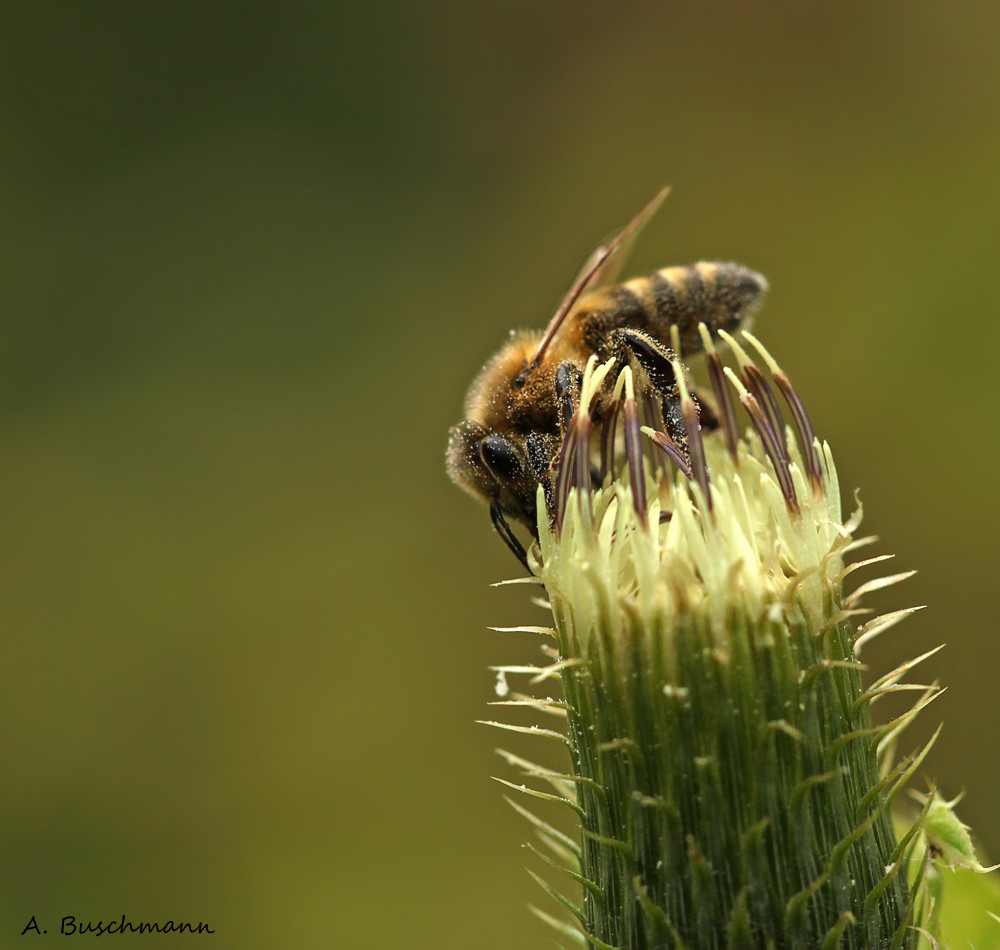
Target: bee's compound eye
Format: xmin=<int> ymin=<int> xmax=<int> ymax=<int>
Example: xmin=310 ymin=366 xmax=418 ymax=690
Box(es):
xmin=478 ymin=435 xmax=523 ymax=481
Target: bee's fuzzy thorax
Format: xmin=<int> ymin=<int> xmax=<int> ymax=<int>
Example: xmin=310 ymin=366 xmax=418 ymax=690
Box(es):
xmin=462 ymin=329 xmax=545 ymax=423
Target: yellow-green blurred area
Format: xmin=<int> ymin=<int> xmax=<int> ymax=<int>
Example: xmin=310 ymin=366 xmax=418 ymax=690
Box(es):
xmin=1 ymin=3 xmax=998 ymax=947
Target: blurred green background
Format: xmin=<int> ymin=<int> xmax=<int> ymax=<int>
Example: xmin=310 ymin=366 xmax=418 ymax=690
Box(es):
xmin=1 ymin=3 xmax=998 ymax=947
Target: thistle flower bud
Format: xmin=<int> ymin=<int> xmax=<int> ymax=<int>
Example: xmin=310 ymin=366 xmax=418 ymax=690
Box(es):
xmin=484 ymin=328 xmax=959 ymax=949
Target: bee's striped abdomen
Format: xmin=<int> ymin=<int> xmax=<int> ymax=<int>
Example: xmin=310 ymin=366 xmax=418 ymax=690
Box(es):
xmin=578 ymin=261 xmax=768 ymax=358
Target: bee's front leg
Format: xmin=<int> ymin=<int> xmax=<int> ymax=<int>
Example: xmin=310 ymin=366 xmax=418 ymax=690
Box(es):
xmin=489 ymin=499 xmax=531 ymax=573
xmin=555 ymin=361 xmax=583 ymax=437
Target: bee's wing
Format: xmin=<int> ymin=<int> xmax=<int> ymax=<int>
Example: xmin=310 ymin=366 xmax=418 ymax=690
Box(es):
xmin=528 ymin=186 xmax=670 ymax=372
xmin=572 ymin=185 xmax=670 ymax=292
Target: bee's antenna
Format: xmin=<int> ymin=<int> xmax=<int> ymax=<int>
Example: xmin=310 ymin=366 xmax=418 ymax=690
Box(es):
xmin=524 ymin=186 xmax=670 ymax=377
xmin=490 ymin=500 xmax=531 ymax=573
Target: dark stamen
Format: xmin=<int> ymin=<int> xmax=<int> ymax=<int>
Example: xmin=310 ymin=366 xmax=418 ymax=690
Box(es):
xmin=648 ymin=430 xmax=692 ymax=478
xmin=575 ymin=411 xmax=592 ymax=495
xmin=623 ymin=395 xmax=648 ymax=525
xmin=599 ymin=397 xmax=621 ymax=481
xmin=642 ymin=390 xmax=668 ymax=479
xmin=706 ymin=350 xmax=740 ymax=461
xmin=670 ymin=356 xmax=711 ymax=511
xmin=681 ymin=393 xmax=711 ymax=512
xmin=773 ymin=368 xmax=824 ymax=491
xmin=737 ymin=388 xmax=798 ymax=510
xmin=553 ymin=425 xmax=575 ymax=527
xmin=739 ymin=331 xmax=826 ymax=495
xmin=743 ymin=364 xmax=788 ymax=461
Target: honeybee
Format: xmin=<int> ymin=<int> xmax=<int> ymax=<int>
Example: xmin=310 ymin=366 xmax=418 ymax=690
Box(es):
xmin=446 ymin=188 xmax=768 ymax=567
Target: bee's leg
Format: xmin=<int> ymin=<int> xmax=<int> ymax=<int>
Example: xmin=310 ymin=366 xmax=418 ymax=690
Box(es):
xmin=525 ymin=431 xmax=558 ymax=526
xmin=555 ymin=361 xmax=583 ymax=436
xmin=490 ymin=500 xmax=531 ymax=573
xmin=525 ymin=432 xmax=553 ymax=483
xmin=603 ymin=327 xmax=676 ymax=393
xmin=606 ymin=328 xmax=720 ymax=438
xmin=604 ymin=327 xmax=684 ymax=440
xmin=658 ymin=392 xmax=688 ymax=449
xmin=557 ymin=361 xmax=604 ymax=487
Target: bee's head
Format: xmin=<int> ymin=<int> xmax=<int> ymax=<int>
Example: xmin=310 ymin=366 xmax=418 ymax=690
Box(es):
xmin=446 ymin=421 xmax=545 ymax=528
